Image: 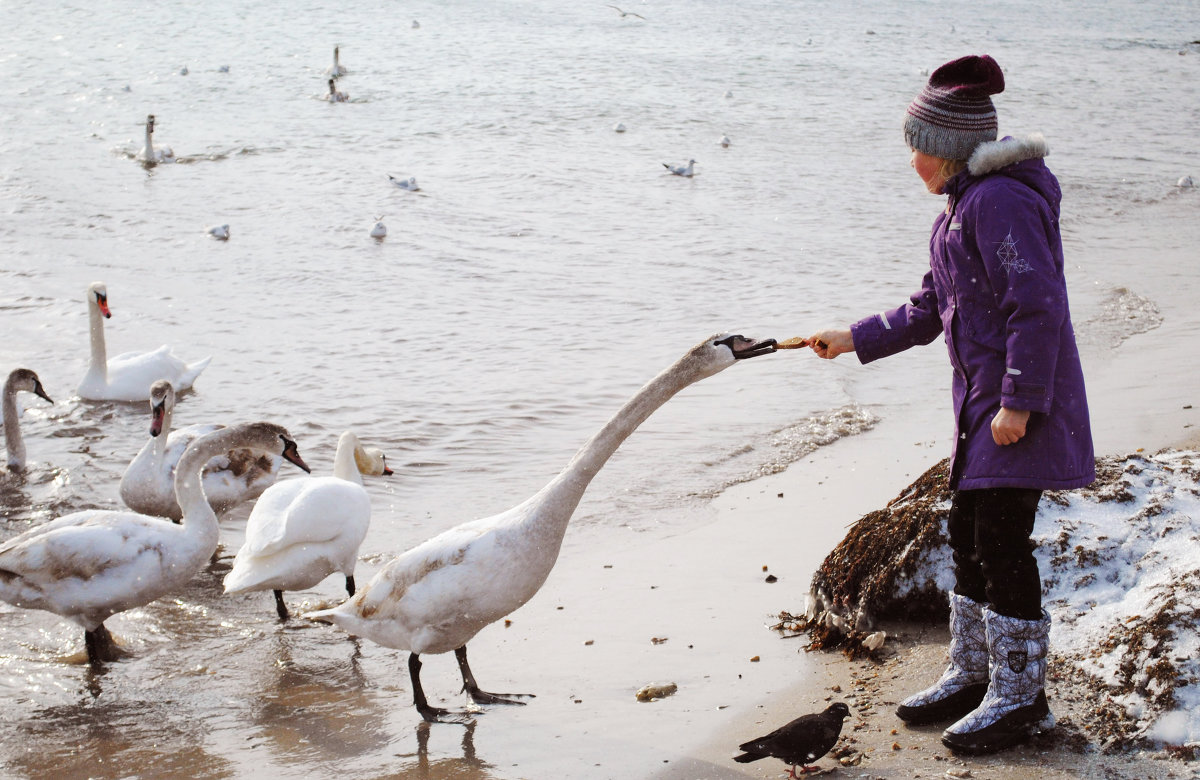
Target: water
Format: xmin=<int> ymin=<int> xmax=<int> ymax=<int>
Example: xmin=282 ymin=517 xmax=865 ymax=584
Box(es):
xmin=0 ymin=0 xmax=1197 ymax=777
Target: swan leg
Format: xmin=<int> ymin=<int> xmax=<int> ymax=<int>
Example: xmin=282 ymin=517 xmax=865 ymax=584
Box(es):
xmin=274 ymin=590 xmax=289 ymax=621
xmin=454 ymin=645 xmax=534 ymax=705
xmin=410 ymin=652 xmax=472 ymax=724
xmin=84 ymin=624 xmax=123 ymax=665
xmin=345 ymin=574 xmax=355 ymax=597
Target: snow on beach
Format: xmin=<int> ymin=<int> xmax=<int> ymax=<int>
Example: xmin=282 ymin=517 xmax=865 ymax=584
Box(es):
xmin=792 ymin=448 xmax=1200 ymax=752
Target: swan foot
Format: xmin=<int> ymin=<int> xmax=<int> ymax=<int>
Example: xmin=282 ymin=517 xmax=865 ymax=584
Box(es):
xmin=274 ymin=589 xmax=290 ymax=621
xmin=84 ymin=624 xmax=125 ymax=665
xmin=454 ymin=645 xmax=535 ymax=706
xmin=409 ymin=652 xmax=473 ymax=724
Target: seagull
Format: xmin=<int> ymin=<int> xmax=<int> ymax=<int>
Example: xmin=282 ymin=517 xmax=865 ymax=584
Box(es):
xmin=412 ymin=20 xmax=420 ymax=28
xmin=207 ymin=224 xmax=230 ymax=241
xmin=218 ymin=65 xmax=230 ymax=73
xmin=613 ymin=122 xmax=627 ymax=133
xmin=733 ymin=702 xmax=851 ymax=777
xmin=388 ymin=174 xmax=420 ymax=191
xmin=719 ymin=134 xmax=731 ymax=148
xmin=606 ymin=5 xmax=645 ymax=19
xmin=663 ymin=159 xmax=696 ymax=177
xmin=179 ymin=66 xmax=189 ymax=76
xmin=370 ymin=221 xmax=387 ymax=239
xmin=1179 ymin=175 xmax=1195 ymax=189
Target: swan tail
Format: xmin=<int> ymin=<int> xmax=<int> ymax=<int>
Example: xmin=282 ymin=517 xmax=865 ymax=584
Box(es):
xmin=180 ymin=356 xmax=212 ymax=387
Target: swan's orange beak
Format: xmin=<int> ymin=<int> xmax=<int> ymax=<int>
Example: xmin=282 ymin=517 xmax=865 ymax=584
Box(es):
xmin=150 ymin=400 xmax=167 ymax=436
xmin=96 ymin=294 xmax=111 ymax=319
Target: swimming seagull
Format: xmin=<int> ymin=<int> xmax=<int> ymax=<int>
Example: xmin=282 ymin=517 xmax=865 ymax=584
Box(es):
xmin=388 ymin=174 xmax=420 ymax=191
xmin=1179 ymin=175 xmax=1195 ymax=188
xmin=370 ymin=221 xmax=387 ymax=239
xmin=307 ymin=334 xmax=778 ymax=722
xmin=613 ymin=122 xmax=627 ymax=133
xmin=412 ymin=20 xmax=420 ymax=28
xmin=719 ymin=134 xmax=731 ymax=147
xmin=663 ymin=159 xmax=696 ymax=177
xmin=606 ymin=4 xmax=645 ymax=19
xmin=207 ymin=224 xmax=230 ymax=241
xmin=734 ymin=702 xmax=851 ymax=776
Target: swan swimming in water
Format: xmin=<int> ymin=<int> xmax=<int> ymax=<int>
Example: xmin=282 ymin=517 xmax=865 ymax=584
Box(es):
xmin=225 ymin=430 xmax=392 ymax=620
xmin=76 ymin=281 xmax=212 ymax=403
xmin=325 ymin=78 xmax=349 ymax=103
xmin=120 ymin=380 xmax=283 ymax=521
xmin=2 ymin=369 xmax=53 ymax=474
xmin=325 ymin=45 xmax=347 ymax=78
xmin=0 ymin=422 xmax=310 ymax=664
xmin=308 ymin=333 xmax=777 ymax=721
xmin=663 ymin=159 xmax=696 ymax=177
xmin=137 ymin=114 xmax=175 ymax=165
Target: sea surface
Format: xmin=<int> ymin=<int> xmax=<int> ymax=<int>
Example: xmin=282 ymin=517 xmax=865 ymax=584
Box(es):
xmin=0 ymin=0 xmax=1197 ymax=777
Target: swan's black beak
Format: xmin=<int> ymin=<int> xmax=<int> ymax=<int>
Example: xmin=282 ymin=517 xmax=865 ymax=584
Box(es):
xmin=718 ymin=335 xmax=777 ymax=359
xmin=149 ymin=400 xmax=167 ymax=436
xmin=33 ymin=380 xmax=53 ymax=405
xmin=281 ymin=437 xmax=312 ymax=473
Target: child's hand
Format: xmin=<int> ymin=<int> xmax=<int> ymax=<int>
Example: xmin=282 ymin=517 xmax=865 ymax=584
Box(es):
xmin=808 ymin=329 xmax=854 ymax=359
xmin=991 ymin=407 xmax=1030 ymax=445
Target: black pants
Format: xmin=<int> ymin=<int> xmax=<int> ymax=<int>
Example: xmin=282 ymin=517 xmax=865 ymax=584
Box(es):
xmin=947 ymin=487 xmax=1043 ymax=621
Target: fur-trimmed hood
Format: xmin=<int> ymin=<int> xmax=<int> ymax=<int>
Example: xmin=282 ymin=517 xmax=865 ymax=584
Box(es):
xmin=967 ymin=133 xmax=1048 ymax=176
xmin=946 ymin=133 xmax=1059 ymax=214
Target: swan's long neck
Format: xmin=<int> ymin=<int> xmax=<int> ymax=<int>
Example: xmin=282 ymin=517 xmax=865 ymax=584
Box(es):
xmin=152 ymin=397 xmax=174 ymax=464
xmin=87 ymin=298 xmax=107 ymax=381
xmin=332 ymin=435 xmax=364 ymax=485
xmin=144 ymin=123 xmax=153 ymax=156
xmin=532 ymin=355 xmax=709 ymax=539
xmin=3 ymin=380 xmax=25 ymax=470
xmin=174 ymin=429 xmax=239 ymax=554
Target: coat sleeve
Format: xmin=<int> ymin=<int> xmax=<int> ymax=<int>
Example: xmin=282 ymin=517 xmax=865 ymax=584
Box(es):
xmin=850 ymin=268 xmax=944 ymax=364
xmin=970 ymin=181 xmax=1064 ymax=414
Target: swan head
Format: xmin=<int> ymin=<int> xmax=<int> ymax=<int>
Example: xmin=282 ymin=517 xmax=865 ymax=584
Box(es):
xmin=88 ymin=282 xmax=111 ymax=319
xmin=354 ymin=446 xmax=393 ymax=477
xmin=682 ymin=334 xmax=776 ymax=380
xmin=5 ymin=368 xmax=53 ymax=405
xmin=148 ymin=379 xmax=174 ymax=436
xmin=246 ymin=422 xmax=311 ymax=474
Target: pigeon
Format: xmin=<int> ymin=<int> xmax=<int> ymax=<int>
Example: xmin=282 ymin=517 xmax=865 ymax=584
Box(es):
xmin=733 ymin=702 xmax=851 ymax=777
xmin=662 ymin=159 xmax=695 ymax=177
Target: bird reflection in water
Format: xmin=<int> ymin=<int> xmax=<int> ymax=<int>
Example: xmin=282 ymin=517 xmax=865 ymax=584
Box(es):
xmin=405 ymin=719 xmax=496 ymax=780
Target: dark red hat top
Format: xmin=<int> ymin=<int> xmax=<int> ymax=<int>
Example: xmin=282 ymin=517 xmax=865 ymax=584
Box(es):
xmin=927 ymin=54 xmax=1005 ymax=98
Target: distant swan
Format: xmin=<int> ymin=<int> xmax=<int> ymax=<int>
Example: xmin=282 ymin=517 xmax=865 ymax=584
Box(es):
xmin=663 ymin=159 xmax=696 ymax=177
xmin=137 ymin=114 xmax=175 ymax=165
xmin=3 ymin=369 xmax=53 ymax=474
xmin=325 ymin=46 xmax=347 ymax=78
xmin=120 ymin=380 xmax=283 ymax=521
xmin=388 ymin=174 xmax=420 ymax=191
xmin=0 ymin=422 xmax=310 ymax=664
xmin=309 ymin=333 xmax=777 ymax=721
xmin=77 ymin=281 xmax=212 ymax=403
xmin=325 ymin=78 xmax=349 ymax=103
xmin=225 ymin=430 xmax=392 ymax=620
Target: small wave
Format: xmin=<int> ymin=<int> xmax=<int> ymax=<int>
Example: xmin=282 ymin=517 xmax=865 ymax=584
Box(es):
xmin=1078 ymin=286 xmax=1163 ymax=351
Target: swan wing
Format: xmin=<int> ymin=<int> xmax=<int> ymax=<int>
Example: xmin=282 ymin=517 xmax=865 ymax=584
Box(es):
xmin=243 ymin=477 xmax=370 ymax=557
xmin=99 ymin=347 xmax=212 ymax=401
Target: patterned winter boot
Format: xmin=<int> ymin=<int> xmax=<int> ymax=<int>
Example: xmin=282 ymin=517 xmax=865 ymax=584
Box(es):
xmin=940 ymin=608 xmax=1054 ymax=755
xmin=895 ymin=593 xmax=989 ymax=724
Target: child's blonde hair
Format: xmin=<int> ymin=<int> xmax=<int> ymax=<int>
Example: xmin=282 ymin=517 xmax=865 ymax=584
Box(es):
xmin=938 ymin=157 xmax=968 ymax=182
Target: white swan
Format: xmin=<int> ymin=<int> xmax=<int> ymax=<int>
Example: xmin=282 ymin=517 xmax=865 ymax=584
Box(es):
xmin=224 ymin=430 xmax=392 ymax=620
xmin=3 ymin=369 xmax=53 ymax=474
xmin=120 ymin=380 xmax=283 ymax=521
xmin=325 ymin=45 xmax=347 ymax=78
xmin=77 ymin=282 xmax=212 ymax=402
xmin=388 ymin=174 xmax=420 ymax=191
xmin=137 ymin=114 xmax=174 ymax=165
xmin=325 ymin=78 xmax=349 ymax=103
xmin=308 ymin=333 xmax=777 ymax=721
xmin=663 ymin=159 xmax=696 ymax=177
xmin=0 ymin=422 xmax=310 ymax=664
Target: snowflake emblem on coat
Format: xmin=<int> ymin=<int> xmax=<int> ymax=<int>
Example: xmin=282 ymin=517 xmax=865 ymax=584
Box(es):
xmin=996 ymin=231 xmax=1032 ymax=274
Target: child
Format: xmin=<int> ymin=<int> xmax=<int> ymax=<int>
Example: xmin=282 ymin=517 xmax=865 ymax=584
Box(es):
xmin=807 ymin=54 xmax=1094 ymax=755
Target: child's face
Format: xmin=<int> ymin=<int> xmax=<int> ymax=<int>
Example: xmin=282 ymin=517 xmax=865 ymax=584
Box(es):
xmin=911 ymin=148 xmax=947 ymax=195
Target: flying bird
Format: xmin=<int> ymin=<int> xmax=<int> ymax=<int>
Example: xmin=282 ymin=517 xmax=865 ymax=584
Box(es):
xmin=733 ymin=702 xmax=851 ymax=777
xmin=606 ymin=5 xmax=645 ymax=19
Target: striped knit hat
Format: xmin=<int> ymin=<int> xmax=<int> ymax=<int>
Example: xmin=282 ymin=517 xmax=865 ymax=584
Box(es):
xmin=904 ymin=55 xmax=1005 ymax=161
